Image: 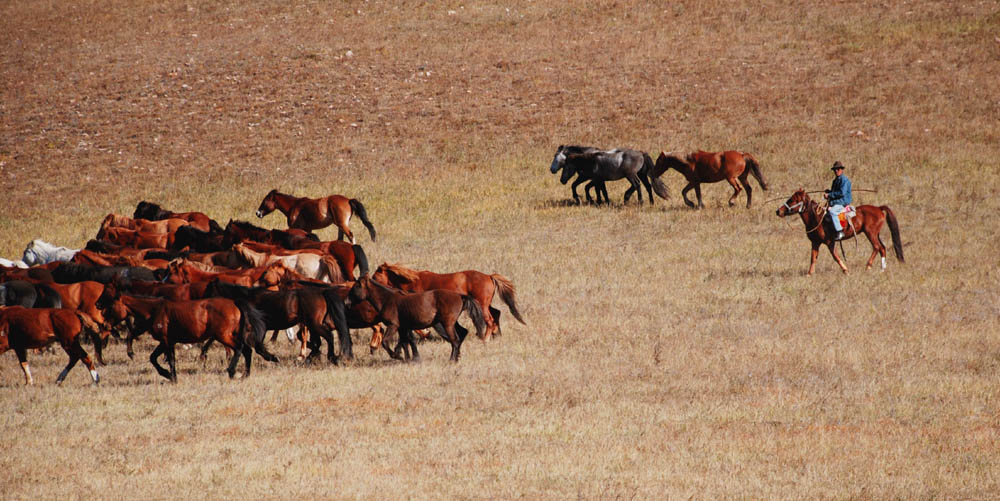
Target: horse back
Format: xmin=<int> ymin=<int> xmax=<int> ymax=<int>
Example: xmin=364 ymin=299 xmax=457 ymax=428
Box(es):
xmin=0 ymin=307 xmax=75 ymax=348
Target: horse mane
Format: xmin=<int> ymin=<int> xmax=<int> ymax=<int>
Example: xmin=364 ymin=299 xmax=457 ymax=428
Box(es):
xmin=378 ymin=263 xmax=421 ymax=283
xmin=232 ymin=243 xmax=265 ymax=266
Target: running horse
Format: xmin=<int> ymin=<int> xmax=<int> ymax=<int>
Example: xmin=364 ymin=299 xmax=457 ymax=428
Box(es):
xmin=549 ymin=147 xmax=666 ymax=205
xmin=255 ymin=189 xmax=377 ymax=244
xmin=775 ymin=189 xmax=905 ymax=275
xmin=651 ymin=150 xmax=768 ymax=208
xmin=372 ymin=263 xmax=524 ymax=341
xmin=0 ymin=306 xmax=102 ymax=385
xmin=348 ymin=275 xmax=486 ymax=362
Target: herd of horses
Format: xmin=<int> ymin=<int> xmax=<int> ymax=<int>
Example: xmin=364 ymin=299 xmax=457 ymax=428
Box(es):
xmin=0 ymin=190 xmax=525 ymax=385
xmin=1 ymin=148 xmax=908 ymax=385
xmin=549 ymin=145 xmax=905 ymax=274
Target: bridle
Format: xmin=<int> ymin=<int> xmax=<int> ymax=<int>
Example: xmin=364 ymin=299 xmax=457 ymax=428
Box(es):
xmin=781 ymin=200 xmax=805 ymax=214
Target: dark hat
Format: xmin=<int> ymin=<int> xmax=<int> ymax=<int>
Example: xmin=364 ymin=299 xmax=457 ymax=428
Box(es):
xmin=831 ymin=161 xmax=845 ymax=171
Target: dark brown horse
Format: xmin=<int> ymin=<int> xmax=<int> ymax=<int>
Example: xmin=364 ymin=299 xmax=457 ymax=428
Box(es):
xmin=255 ymin=189 xmax=376 ymax=244
xmin=651 ymin=150 xmax=768 ymax=208
xmin=776 ymin=189 xmax=905 ymax=275
xmin=203 ymin=280 xmax=352 ymax=364
xmin=348 ymin=275 xmax=486 ymax=362
xmin=372 ymin=263 xmax=524 ymax=341
xmin=0 ymin=306 xmax=102 ymax=385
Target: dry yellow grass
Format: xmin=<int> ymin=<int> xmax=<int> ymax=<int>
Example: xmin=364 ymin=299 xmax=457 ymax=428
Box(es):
xmin=2 ymin=0 xmax=1000 ymax=497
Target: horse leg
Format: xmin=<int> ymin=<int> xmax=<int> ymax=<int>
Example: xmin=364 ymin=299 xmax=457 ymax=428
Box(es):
xmin=726 ymin=177 xmax=742 ymax=207
xmin=403 ymin=328 xmax=420 ymax=362
xmin=59 ymin=339 xmax=99 ymax=385
xmin=808 ymin=242 xmax=821 ymax=276
xmin=242 ymin=343 xmax=253 ymax=377
xmin=739 ymin=174 xmax=753 ymax=208
xmin=149 ymin=343 xmax=172 ymax=380
xmin=226 ymin=343 xmax=242 ymax=378
xmin=694 ymin=184 xmax=705 ymax=209
xmin=863 ymin=229 xmax=884 ymax=271
xmin=442 ymin=322 xmax=462 ymax=362
xmin=166 ymin=343 xmax=179 ymax=383
xmin=15 ymin=347 xmax=33 ymax=385
xmin=573 ymin=178 xmax=589 ymax=204
xmin=681 ymin=183 xmax=696 ymax=208
xmin=828 ymin=243 xmax=849 ymax=274
xmin=599 ymin=182 xmax=610 ymax=205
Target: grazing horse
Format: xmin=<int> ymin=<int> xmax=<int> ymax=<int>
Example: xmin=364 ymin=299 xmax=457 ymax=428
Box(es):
xmin=775 ymin=189 xmax=905 ymax=275
xmin=0 ymin=306 xmax=102 ymax=385
xmin=233 ymin=244 xmax=344 ymax=284
xmin=651 ymin=150 xmax=768 ymax=209
xmin=550 ymin=148 xmax=665 ymax=205
xmin=108 ymin=293 xmax=276 ymax=381
xmin=223 ymin=220 xmax=318 ymax=250
xmin=373 ymin=263 xmax=524 ymax=341
xmin=171 ymin=225 xmax=228 ymax=253
xmin=22 ymin=239 xmax=79 ymax=266
xmin=348 ymin=275 xmax=486 ymax=362
xmin=255 ymin=189 xmax=377 ymax=244
xmin=133 ymin=201 xmax=222 ymax=234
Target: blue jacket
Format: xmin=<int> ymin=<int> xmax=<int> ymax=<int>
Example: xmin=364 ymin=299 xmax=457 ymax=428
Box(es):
xmin=828 ymin=174 xmax=852 ymax=206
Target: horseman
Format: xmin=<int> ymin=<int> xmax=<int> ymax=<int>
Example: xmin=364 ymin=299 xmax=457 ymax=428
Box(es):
xmin=824 ymin=161 xmax=852 ymax=240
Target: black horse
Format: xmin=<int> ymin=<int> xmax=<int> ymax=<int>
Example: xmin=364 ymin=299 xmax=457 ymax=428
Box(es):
xmin=0 ymin=280 xmax=63 ymax=308
xmin=549 ymin=146 xmax=666 ymax=205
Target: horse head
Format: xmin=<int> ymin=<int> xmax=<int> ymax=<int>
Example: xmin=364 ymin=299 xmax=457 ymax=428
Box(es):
xmin=348 ymin=275 xmax=371 ymax=304
xmin=549 ymin=146 xmax=567 ymax=174
xmin=776 ymin=189 xmax=809 ymax=217
xmin=21 ymin=240 xmax=40 ymax=266
xmin=255 ymin=189 xmax=280 ymax=218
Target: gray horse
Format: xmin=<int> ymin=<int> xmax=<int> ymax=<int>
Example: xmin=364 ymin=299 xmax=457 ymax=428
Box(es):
xmin=550 ymin=147 xmax=669 ymax=205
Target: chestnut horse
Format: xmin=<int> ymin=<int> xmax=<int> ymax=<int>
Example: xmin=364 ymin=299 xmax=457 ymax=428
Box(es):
xmin=372 ymin=263 xmax=525 ymax=340
xmin=164 ymin=260 xmax=290 ymax=288
xmin=775 ymin=189 xmax=905 ymax=275
xmin=108 ymin=293 xmax=276 ymax=381
xmin=0 ymin=306 xmax=102 ymax=385
xmin=98 ymin=214 xmax=189 ymax=237
xmin=651 ymin=150 xmax=768 ymax=208
xmin=348 ymin=275 xmax=486 ymax=362
xmin=255 ymin=189 xmax=377 ymax=244
xmin=233 ymin=244 xmax=344 ymax=284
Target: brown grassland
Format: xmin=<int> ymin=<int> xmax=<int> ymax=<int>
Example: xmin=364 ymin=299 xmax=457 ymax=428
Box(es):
xmin=2 ymin=0 xmax=1000 ymax=497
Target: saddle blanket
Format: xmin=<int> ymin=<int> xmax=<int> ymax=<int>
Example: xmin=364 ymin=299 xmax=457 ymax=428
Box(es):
xmin=832 ymin=205 xmax=856 ymax=230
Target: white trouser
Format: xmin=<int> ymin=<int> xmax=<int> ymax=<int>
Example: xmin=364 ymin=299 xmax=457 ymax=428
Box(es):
xmin=828 ymin=205 xmax=846 ymax=231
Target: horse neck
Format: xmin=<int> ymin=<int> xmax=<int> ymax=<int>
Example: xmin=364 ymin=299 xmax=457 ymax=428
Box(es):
xmin=364 ymin=279 xmax=397 ymax=310
xmin=269 ymin=192 xmax=298 ymax=214
xmin=798 ymin=200 xmax=821 ymax=227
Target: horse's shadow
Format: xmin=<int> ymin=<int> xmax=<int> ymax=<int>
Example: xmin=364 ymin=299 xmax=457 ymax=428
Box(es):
xmin=535 ymin=198 xmax=685 ymax=212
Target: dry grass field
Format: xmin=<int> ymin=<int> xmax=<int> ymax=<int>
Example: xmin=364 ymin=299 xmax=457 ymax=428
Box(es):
xmin=2 ymin=0 xmax=1000 ymax=497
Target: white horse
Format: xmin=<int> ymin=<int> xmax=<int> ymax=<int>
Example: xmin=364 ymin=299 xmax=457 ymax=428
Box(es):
xmin=0 ymin=257 xmax=28 ymax=268
xmin=22 ymin=239 xmax=79 ymax=266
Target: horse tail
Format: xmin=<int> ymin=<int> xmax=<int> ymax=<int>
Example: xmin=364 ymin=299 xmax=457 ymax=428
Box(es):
xmin=880 ymin=206 xmax=905 ymax=263
xmin=744 ymin=153 xmax=768 ymax=190
xmin=490 ymin=274 xmax=526 ymax=325
xmin=352 ymin=244 xmax=370 ymax=277
xmin=74 ymin=311 xmax=105 ymax=365
xmin=34 ymin=283 xmax=63 ymax=308
xmin=646 ymin=152 xmax=672 ymax=200
xmin=321 ymin=287 xmax=353 ymax=360
xmin=349 ymin=199 xmax=377 ymax=242
xmin=320 ymin=255 xmax=345 ymax=284
xmin=461 ymin=294 xmax=487 ymax=340
xmin=235 ymin=299 xmax=278 ymax=362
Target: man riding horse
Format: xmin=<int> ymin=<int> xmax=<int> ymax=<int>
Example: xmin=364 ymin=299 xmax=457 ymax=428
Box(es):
xmin=824 ymin=161 xmax=853 ymax=240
